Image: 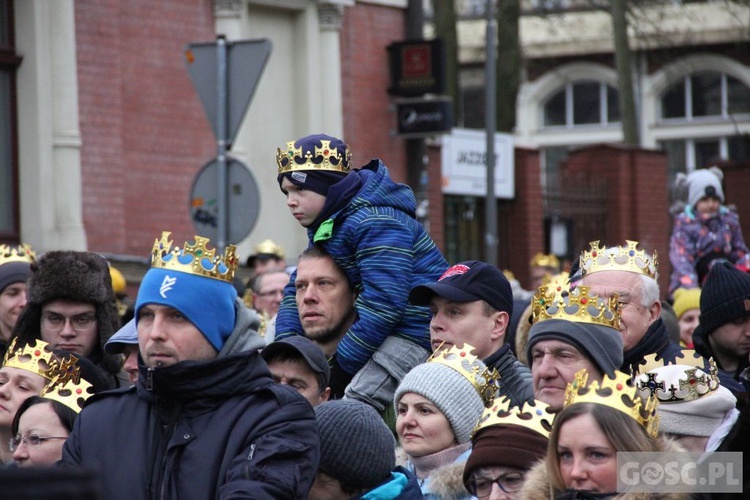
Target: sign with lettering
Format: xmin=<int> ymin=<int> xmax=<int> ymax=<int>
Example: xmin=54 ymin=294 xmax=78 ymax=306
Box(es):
xmin=396 ymin=98 xmax=452 ymax=137
xmin=440 ymin=128 xmax=515 ymax=199
xmin=387 ymin=39 xmax=446 ymax=97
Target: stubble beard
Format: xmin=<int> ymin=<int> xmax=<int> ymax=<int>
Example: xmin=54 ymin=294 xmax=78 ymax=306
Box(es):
xmin=304 ymin=310 xmax=355 ymax=346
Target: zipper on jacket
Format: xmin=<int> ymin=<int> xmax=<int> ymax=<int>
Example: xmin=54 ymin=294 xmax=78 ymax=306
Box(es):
xmin=147 ymin=367 xmax=155 ymax=391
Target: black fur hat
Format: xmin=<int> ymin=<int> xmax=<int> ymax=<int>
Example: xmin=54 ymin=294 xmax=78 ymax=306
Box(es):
xmin=12 ymin=251 xmax=122 ymax=379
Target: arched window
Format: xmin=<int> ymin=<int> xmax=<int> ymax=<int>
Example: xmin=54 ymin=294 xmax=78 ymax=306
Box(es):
xmin=543 ymin=80 xmax=620 ymax=128
xmin=658 ymin=70 xmax=750 ymax=177
xmin=661 ymin=71 xmax=750 ymax=121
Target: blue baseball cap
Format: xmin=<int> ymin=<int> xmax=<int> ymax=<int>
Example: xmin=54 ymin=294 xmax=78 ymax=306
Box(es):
xmin=104 ymin=318 xmax=138 ymax=354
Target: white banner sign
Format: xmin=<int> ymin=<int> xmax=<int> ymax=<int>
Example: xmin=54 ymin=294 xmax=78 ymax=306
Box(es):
xmin=440 ymin=128 xmax=515 ymax=199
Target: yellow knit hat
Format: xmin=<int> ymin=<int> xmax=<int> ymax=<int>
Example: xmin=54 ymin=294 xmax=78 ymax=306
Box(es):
xmin=672 ymin=287 xmax=701 ymax=319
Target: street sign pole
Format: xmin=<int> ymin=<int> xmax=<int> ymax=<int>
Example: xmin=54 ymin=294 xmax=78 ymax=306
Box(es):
xmin=216 ymin=36 xmax=228 ymax=253
xmin=185 ymin=37 xmax=272 ymax=250
xmin=485 ymin=0 xmax=498 ymax=267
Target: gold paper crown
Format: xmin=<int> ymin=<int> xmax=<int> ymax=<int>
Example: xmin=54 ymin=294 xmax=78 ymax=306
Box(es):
xmin=531 ymin=285 xmax=621 ymax=329
xmin=633 ymin=351 xmax=720 ymax=403
xmin=253 ymin=239 xmax=285 ymax=259
xmin=2 ymin=339 xmax=76 ymax=383
xmin=150 ymin=231 xmax=238 ymax=283
xmin=473 ymin=396 xmax=553 ymax=439
xmin=540 ymin=272 xmax=571 ymax=292
xmin=428 ymin=343 xmax=500 ymax=407
xmin=40 ymin=377 xmax=94 ymax=413
xmin=564 ymin=369 xmax=660 ymax=437
xmin=530 ymin=252 xmax=560 ymax=270
xmin=0 ymin=243 xmax=36 ymax=267
xmin=276 ymin=139 xmax=352 ymax=174
xmin=580 ymin=240 xmax=658 ymax=280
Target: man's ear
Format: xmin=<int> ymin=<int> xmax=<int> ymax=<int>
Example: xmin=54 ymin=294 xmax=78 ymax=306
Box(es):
xmin=648 ymin=300 xmax=662 ymax=325
xmin=490 ymin=311 xmax=510 ymax=343
xmin=320 ymin=387 xmax=331 ymax=403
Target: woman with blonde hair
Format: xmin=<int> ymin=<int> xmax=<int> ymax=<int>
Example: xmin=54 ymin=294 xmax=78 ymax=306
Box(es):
xmin=520 ymin=369 xmax=689 ymax=500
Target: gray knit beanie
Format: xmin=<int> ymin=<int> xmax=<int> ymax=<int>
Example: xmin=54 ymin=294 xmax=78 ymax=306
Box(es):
xmin=394 ymin=360 xmax=486 ymax=444
xmin=315 ymin=399 xmax=396 ymax=489
xmin=526 ymin=318 xmax=623 ymax=377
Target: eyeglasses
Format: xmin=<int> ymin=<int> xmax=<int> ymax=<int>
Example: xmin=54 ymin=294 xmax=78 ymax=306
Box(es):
xmin=257 ymin=289 xmax=284 ymax=299
xmin=42 ymin=313 xmax=97 ymax=333
xmin=9 ymin=434 xmax=68 ymax=452
xmin=466 ymin=471 xmax=525 ymax=497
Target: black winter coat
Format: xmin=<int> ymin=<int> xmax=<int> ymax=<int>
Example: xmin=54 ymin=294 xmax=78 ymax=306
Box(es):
xmin=62 ymin=349 xmax=320 ymax=499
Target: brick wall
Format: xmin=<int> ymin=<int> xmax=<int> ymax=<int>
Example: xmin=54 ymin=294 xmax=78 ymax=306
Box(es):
xmin=562 ymin=145 xmax=671 ymax=295
xmin=76 ymin=0 xmax=216 ymax=255
xmin=504 ymin=147 xmax=543 ymax=288
xmin=340 ymin=3 xmax=408 ymax=181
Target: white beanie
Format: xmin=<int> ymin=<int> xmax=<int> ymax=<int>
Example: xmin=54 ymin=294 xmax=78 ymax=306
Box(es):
xmin=639 ymin=363 xmax=737 ymax=438
xmin=394 ymin=361 xmax=486 ymax=444
xmin=687 ymin=168 xmax=724 ymax=208
xmin=658 ymin=385 xmax=736 ymax=437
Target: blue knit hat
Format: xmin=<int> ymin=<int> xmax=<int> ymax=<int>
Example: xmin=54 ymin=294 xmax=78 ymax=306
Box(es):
xmin=136 ymin=267 xmax=237 ymax=351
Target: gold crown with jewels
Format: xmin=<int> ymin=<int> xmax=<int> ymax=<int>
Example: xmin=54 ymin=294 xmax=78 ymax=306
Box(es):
xmin=473 ymin=396 xmax=553 ymax=439
xmin=530 ymin=253 xmax=560 ymax=270
xmin=580 ymin=240 xmax=658 ymax=280
xmin=40 ymin=377 xmax=94 ymax=413
xmin=0 ymin=243 xmax=36 ymax=267
xmin=531 ymin=284 xmax=621 ymax=329
xmin=565 ymin=368 xmax=660 ymax=438
xmin=2 ymin=339 xmax=78 ymax=383
xmin=276 ymin=138 xmax=351 ymax=174
xmin=633 ymin=351 xmax=720 ymax=403
xmin=150 ymin=231 xmax=238 ymax=283
xmin=429 ymin=343 xmax=500 ymax=407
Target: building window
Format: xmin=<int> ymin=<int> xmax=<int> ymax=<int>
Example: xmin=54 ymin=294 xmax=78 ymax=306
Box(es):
xmin=0 ymin=0 xmax=20 ymax=240
xmin=661 ymin=71 xmax=750 ymax=121
xmin=543 ymin=80 xmax=620 ymax=128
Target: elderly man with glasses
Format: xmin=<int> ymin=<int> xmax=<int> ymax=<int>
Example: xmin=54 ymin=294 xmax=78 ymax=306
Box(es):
xmin=11 ymin=251 xmax=123 ymax=388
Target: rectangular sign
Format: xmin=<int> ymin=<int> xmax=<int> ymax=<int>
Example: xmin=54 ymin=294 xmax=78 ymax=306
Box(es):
xmin=440 ymin=128 xmax=515 ymax=199
xmin=396 ymin=99 xmax=452 ymax=137
xmin=387 ymin=39 xmax=445 ymax=97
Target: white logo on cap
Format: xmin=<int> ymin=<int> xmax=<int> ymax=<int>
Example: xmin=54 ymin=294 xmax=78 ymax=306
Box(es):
xmin=291 ymin=171 xmax=307 ymax=183
xmin=159 ymin=275 xmax=177 ymax=298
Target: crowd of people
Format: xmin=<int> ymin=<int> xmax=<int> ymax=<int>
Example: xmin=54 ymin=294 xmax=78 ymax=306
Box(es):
xmin=0 ymin=134 xmax=748 ymax=499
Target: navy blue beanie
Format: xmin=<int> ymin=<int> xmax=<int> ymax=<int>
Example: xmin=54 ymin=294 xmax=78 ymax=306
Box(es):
xmin=135 ymin=267 xmax=237 ymax=351
xmin=279 ymin=170 xmax=347 ymax=197
xmin=277 ymin=134 xmax=350 ymax=195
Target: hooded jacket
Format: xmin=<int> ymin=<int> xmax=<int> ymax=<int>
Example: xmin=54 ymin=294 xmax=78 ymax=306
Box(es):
xmin=669 ymin=205 xmax=750 ymax=295
xmin=276 ymin=160 xmax=448 ymax=375
xmin=61 ymin=304 xmax=319 ymax=499
xmin=519 ymin=438 xmax=690 ymax=500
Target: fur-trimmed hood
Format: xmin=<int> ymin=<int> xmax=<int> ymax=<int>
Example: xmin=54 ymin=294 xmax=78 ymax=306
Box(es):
xmin=395 ymin=447 xmax=472 ymax=500
xmin=519 ymin=438 xmax=691 ymax=500
xmin=12 ymin=251 xmax=122 ymax=378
